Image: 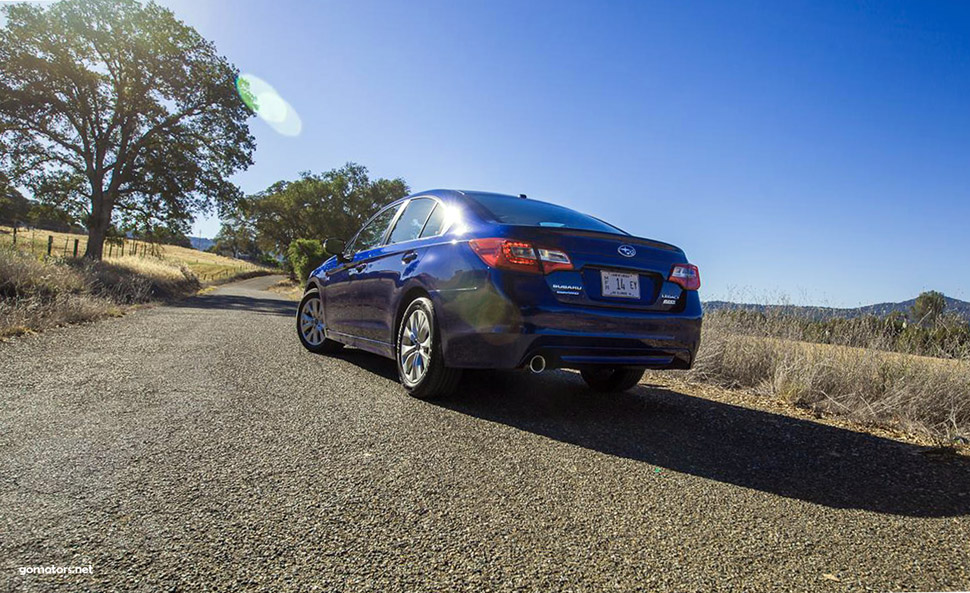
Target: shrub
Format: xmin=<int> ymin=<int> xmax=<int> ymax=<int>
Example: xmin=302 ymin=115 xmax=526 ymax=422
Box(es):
xmin=0 ymin=246 xmax=88 ymax=299
xmin=286 ymin=238 xmax=326 ymax=282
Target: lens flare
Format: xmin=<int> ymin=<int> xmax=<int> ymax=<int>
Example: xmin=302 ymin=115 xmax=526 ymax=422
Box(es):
xmin=236 ymin=73 xmax=302 ymax=136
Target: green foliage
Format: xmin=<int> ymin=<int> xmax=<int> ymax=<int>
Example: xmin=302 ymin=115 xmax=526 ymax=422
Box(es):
xmin=286 ymin=238 xmax=326 ymax=281
xmin=26 ymin=202 xmax=82 ymax=232
xmin=135 ymin=226 xmax=192 ymax=248
xmin=0 ymin=0 xmax=255 ymax=258
xmin=211 ymin=214 xmax=259 ymax=259
xmin=240 ymin=163 xmax=409 ymax=256
xmin=911 ymin=291 xmax=946 ymax=326
xmin=0 ymin=173 xmax=29 ymax=223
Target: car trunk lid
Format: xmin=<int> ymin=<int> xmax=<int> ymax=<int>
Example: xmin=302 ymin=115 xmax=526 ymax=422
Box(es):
xmin=506 ymin=227 xmax=689 ymax=311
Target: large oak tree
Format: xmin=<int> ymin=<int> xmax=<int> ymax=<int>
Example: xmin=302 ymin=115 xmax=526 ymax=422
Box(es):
xmin=0 ymin=0 xmax=254 ymax=258
xmin=242 ymin=163 xmax=409 ymax=257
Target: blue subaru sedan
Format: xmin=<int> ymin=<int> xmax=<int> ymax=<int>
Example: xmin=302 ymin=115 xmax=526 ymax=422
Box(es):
xmin=297 ymin=190 xmax=702 ymax=399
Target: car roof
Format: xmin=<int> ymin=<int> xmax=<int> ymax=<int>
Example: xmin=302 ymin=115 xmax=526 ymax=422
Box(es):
xmin=402 ymin=189 xmax=514 ymax=203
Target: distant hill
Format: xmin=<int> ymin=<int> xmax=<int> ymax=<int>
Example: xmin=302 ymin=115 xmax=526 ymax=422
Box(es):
xmin=189 ymin=236 xmax=214 ymax=252
xmin=704 ymin=295 xmax=970 ymax=322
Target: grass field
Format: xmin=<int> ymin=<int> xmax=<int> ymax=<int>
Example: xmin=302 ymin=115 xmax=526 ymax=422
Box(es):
xmin=0 ymin=224 xmax=267 ymax=282
xmin=690 ymin=311 xmax=970 ymax=442
xmin=1 ymin=224 xmax=274 ymax=338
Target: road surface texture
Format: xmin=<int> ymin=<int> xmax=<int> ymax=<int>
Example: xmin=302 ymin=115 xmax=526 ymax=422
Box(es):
xmin=2 ymin=275 xmax=968 ymax=592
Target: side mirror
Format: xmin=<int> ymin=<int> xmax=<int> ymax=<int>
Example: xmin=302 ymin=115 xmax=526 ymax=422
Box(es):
xmin=324 ymin=238 xmax=348 ymax=261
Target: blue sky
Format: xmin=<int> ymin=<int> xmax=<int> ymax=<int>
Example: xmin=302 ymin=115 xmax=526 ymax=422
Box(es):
xmin=144 ymin=2 xmax=970 ymax=304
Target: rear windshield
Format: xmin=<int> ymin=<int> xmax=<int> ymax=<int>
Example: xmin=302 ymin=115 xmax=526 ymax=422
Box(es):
xmin=467 ymin=194 xmax=626 ymax=234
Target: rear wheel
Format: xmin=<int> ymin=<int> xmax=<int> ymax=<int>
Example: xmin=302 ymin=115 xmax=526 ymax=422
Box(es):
xmin=397 ymin=297 xmax=461 ymax=399
xmin=297 ymin=289 xmax=344 ymax=354
xmin=580 ymin=367 xmax=646 ymax=393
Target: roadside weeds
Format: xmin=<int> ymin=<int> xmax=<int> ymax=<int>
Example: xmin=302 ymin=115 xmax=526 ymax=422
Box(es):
xmin=0 ymin=246 xmax=273 ymax=339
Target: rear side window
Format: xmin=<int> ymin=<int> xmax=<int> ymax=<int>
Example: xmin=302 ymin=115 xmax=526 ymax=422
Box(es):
xmin=352 ymin=205 xmax=400 ymax=253
xmin=419 ymin=203 xmax=447 ymax=238
xmin=387 ymin=198 xmax=437 ymax=244
xmin=468 ymin=194 xmax=624 ymax=235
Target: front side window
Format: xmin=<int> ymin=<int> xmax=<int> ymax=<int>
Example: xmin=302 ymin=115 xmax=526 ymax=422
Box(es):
xmin=387 ymin=198 xmax=437 ymax=245
xmin=351 ymin=205 xmax=401 ymax=253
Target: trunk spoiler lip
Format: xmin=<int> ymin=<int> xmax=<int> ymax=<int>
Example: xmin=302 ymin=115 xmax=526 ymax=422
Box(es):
xmin=500 ymin=225 xmax=684 ymax=254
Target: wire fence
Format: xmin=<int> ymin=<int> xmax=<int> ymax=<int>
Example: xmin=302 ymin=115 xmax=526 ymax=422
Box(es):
xmin=0 ymin=223 xmax=160 ymax=259
xmin=0 ymin=222 xmax=252 ymax=284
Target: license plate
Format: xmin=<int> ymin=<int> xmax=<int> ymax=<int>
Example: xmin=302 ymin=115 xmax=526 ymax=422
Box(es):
xmin=601 ymin=270 xmax=640 ymax=298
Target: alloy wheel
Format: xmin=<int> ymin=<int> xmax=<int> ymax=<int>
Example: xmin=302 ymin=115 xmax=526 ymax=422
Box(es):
xmin=299 ymin=295 xmax=326 ymax=346
xmin=399 ymin=308 xmax=432 ymax=386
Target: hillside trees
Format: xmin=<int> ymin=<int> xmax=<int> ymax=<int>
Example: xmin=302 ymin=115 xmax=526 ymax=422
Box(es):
xmin=0 ymin=0 xmax=254 ymax=259
xmin=211 ymin=213 xmax=258 ymax=259
xmin=911 ymin=291 xmax=946 ymax=326
xmin=715 ymin=292 xmax=970 ymax=359
xmin=226 ymin=163 xmax=408 ymax=271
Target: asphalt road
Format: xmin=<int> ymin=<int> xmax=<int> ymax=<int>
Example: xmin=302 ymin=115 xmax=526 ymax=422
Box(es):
xmin=1 ymin=275 xmax=968 ymax=592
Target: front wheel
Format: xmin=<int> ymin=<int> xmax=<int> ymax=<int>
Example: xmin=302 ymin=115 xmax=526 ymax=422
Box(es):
xmin=580 ymin=367 xmax=646 ymax=393
xmin=297 ymin=289 xmax=344 ymax=354
xmin=397 ymin=297 xmax=461 ymax=399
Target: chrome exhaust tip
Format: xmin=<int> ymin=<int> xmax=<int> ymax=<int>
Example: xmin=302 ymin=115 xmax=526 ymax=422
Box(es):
xmin=529 ymin=355 xmax=546 ymax=374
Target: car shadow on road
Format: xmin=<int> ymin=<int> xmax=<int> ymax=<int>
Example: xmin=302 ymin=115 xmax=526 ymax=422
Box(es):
xmin=331 ymin=349 xmax=401 ymax=380
xmin=170 ymin=294 xmax=297 ymax=317
xmin=324 ymin=350 xmax=969 ymax=517
xmin=428 ymin=369 xmax=968 ymax=518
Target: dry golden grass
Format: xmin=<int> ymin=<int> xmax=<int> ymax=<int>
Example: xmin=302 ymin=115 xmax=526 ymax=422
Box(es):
xmin=0 ymin=244 xmax=204 ymax=337
xmin=690 ymin=312 xmax=970 ymax=441
xmin=0 ymin=224 xmax=268 ymax=283
xmin=266 ymin=278 xmax=303 ymax=301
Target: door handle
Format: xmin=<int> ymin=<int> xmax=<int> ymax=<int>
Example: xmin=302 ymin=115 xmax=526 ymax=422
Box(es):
xmin=401 ymin=251 xmax=418 ymax=264
xmin=353 ymin=263 xmax=366 ymax=273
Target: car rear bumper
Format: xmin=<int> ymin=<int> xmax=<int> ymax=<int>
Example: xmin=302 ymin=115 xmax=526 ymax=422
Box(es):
xmin=434 ymin=281 xmax=702 ymax=370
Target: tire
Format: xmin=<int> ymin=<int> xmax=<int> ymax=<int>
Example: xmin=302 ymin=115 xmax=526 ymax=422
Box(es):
xmin=396 ymin=297 xmax=462 ymax=399
xmin=580 ymin=367 xmax=646 ymax=393
xmin=297 ymin=289 xmax=344 ymax=354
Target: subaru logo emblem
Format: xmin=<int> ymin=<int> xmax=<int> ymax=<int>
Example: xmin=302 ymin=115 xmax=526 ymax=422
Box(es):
xmin=617 ymin=245 xmax=636 ymax=257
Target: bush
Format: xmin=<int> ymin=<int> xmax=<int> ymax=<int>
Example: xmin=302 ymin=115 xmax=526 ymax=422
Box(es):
xmin=286 ymin=238 xmax=326 ymax=282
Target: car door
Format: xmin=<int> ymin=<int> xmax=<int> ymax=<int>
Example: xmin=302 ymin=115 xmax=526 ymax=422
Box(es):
xmin=321 ymin=253 xmax=356 ymax=336
xmin=335 ymin=203 xmax=403 ymax=340
xmin=353 ymin=197 xmax=440 ymax=344
xmin=322 ymin=205 xmax=400 ymax=338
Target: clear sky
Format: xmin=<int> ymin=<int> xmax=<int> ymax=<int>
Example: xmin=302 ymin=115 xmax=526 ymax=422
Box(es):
xmin=126 ymin=2 xmax=970 ymax=305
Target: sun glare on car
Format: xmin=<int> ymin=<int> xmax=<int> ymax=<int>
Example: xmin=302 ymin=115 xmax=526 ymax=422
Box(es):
xmin=235 ymin=73 xmax=302 ymax=136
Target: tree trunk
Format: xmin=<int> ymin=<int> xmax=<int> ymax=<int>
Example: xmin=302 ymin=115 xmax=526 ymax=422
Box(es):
xmin=84 ymin=220 xmax=106 ymax=259
xmin=84 ymin=192 xmax=113 ymax=260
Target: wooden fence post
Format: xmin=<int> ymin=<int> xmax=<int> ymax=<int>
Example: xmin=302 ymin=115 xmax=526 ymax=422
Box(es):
xmin=46 ymin=235 xmax=53 ymax=257
xmin=73 ymin=239 xmax=79 ymax=257
xmin=63 ymin=238 xmax=69 ymax=256
xmin=11 ymin=225 xmax=16 ymax=246
xmin=120 ymin=242 xmax=125 ymax=257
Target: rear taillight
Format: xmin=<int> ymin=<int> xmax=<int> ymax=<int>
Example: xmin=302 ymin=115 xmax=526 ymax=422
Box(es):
xmin=503 ymin=241 xmax=538 ymax=266
xmin=536 ymin=248 xmax=573 ymax=274
xmin=468 ymin=239 xmax=572 ymax=274
xmin=669 ymin=263 xmax=700 ymax=291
